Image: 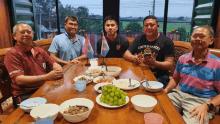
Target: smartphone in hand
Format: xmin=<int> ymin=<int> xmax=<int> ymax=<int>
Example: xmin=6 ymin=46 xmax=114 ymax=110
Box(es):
xmin=143 ymin=53 xmax=152 ymax=59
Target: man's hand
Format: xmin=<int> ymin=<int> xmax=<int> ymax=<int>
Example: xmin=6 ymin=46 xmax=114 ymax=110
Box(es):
xmin=46 ymin=70 xmax=63 ymax=80
xmin=134 ymin=55 xmax=142 ymax=64
xmin=71 ymin=59 xmax=81 ymax=64
xmin=143 ymin=56 xmax=156 ymax=66
xmin=189 ymin=103 xmax=209 ymax=124
xmin=53 ymin=62 xmax=63 ymax=71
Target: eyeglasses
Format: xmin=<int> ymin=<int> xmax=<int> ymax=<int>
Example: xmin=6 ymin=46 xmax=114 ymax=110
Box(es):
xmin=191 ymin=35 xmax=210 ymax=40
xmin=67 ymin=23 xmax=78 ymax=27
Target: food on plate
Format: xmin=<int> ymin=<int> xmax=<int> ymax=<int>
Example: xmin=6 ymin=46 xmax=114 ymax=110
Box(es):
xmin=98 ymin=85 xmax=107 ymax=91
xmin=63 ymin=105 xmax=89 ymax=115
xmin=148 ymin=85 xmax=159 ymax=89
xmin=96 ymin=77 xmax=114 ymax=83
xmin=92 ymin=70 xmax=100 ymax=74
xmin=99 ymin=84 xmax=127 ymax=106
xmin=115 ymin=81 xmax=129 ymax=88
xmin=78 ymin=77 xmax=87 ymax=81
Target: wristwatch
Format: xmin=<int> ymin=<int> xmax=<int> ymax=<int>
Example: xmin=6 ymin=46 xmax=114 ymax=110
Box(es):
xmin=206 ymin=102 xmax=214 ymax=112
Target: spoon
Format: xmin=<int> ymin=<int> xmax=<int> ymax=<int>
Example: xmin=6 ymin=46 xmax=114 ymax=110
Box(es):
xmin=128 ymin=78 xmax=134 ymax=87
xmin=17 ymin=104 xmax=34 ymax=109
xmin=106 ymin=65 xmax=108 ymax=71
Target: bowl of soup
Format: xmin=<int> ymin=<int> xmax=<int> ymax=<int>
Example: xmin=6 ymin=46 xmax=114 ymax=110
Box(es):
xmin=59 ymin=98 xmax=94 ymax=123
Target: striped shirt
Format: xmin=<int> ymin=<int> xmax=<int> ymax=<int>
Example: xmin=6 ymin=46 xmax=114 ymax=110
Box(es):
xmin=173 ymin=49 xmax=220 ymax=98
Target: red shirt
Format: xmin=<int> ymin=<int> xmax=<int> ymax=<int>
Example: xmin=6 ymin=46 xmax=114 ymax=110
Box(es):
xmin=4 ymin=44 xmax=55 ymax=97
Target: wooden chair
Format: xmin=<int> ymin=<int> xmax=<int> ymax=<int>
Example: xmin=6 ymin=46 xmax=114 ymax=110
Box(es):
xmin=126 ymin=37 xmax=134 ymax=46
xmin=0 ymin=39 xmax=53 ymax=122
xmin=0 ymin=47 xmax=14 ymax=122
xmin=33 ymin=39 xmax=53 ymax=55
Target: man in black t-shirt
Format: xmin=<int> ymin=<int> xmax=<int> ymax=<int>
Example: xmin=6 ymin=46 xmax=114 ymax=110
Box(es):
xmin=97 ymin=15 xmax=129 ymax=58
xmin=124 ymin=15 xmax=174 ymax=88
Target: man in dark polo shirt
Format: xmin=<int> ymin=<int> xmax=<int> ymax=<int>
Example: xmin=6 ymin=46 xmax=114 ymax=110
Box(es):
xmin=97 ymin=15 xmax=129 ymax=58
xmin=4 ymin=23 xmax=63 ymax=108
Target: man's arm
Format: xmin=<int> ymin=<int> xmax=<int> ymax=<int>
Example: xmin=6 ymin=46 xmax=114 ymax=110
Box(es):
xmin=50 ymin=52 xmax=68 ymax=65
xmin=15 ymin=69 xmax=63 ymax=87
xmin=164 ymin=77 xmax=179 ymax=93
xmin=74 ymin=54 xmax=87 ymax=60
xmin=143 ymin=56 xmax=174 ymax=70
xmin=124 ymin=50 xmax=142 ymax=64
xmin=52 ymin=62 xmax=63 ymax=71
xmin=71 ymin=54 xmax=87 ymax=63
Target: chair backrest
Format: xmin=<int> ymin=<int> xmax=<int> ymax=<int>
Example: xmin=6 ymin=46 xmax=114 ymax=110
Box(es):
xmin=0 ymin=48 xmax=12 ymax=114
xmin=170 ymin=41 xmax=192 ymax=76
xmin=33 ymin=39 xmax=53 ymax=55
xmin=126 ymin=37 xmax=134 ymax=46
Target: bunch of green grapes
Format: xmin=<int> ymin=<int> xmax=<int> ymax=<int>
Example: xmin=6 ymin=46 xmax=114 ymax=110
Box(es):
xmin=100 ymin=84 xmax=127 ymax=106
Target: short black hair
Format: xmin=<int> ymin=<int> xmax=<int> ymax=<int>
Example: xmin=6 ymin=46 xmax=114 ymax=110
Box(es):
xmin=143 ymin=15 xmax=158 ymax=25
xmin=65 ymin=16 xmax=78 ymax=23
xmin=104 ymin=15 xmax=118 ymax=25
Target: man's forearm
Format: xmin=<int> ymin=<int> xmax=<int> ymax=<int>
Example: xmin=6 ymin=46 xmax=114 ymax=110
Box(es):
xmin=75 ymin=54 xmax=87 ymax=60
xmin=124 ymin=50 xmax=135 ymax=62
xmin=53 ymin=62 xmax=62 ymax=70
xmin=15 ymin=74 xmax=49 ymax=87
xmin=210 ymin=94 xmax=220 ymax=107
xmin=50 ymin=54 xmax=68 ymax=65
xmin=154 ymin=61 xmax=173 ymax=70
xmin=164 ymin=77 xmax=178 ymax=93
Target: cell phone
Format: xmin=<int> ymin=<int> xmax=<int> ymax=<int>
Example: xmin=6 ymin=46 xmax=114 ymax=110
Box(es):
xmin=143 ymin=53 xmax=152 ymax=59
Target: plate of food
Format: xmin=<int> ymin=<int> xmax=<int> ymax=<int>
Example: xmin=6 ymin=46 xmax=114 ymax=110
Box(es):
xmin=93 ymin=76 xmax=116 ymax=84
xmin=94 ymin=83 xmax=111 ymax=93
xmin=73 ymin=75 xmax=93 ymax=84
xmin=96 ymin=94 xmax=129 ymax=108
xmin=112 ymin=79 xmax=140 ymax=90
xmin=96 ymin=84 xmax=129 ymax=108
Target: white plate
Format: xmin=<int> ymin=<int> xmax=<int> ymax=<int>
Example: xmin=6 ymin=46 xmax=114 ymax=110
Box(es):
xmin=96 ymin=94 xmax=129 ymax=108
xmin=20 ymin=97 xmax=47 ymax=113
xmin=94 ymin=83 xmax=111 ymax=93
xmin=112 ymin=79 xmax=140 ymax=90
xmin=73 ymin=75 xmax=93 ymax=84
xmin=93 ymin=76 xmax=116 ymax=84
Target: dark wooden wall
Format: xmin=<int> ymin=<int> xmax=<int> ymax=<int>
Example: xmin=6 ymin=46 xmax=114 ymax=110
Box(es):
xmin=0 ymin=0 xmax=12 ymax=49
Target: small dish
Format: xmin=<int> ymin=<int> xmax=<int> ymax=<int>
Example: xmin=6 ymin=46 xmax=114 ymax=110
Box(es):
xmin=85 ymin=68 xmax=102 ymax=77
xmin=94 ymin=83 xmax=111 ymax=93
xmin=20 ymin=97 xmax=47 ymax=113
xmin=142 ymin=81 xmax=163 ymax=92
xmin=73 ymin=75 xmax=93 ymax=84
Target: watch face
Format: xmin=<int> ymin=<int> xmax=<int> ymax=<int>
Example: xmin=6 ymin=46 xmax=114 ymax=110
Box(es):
xmin=208 ymin=103 xmax=214 ymax=111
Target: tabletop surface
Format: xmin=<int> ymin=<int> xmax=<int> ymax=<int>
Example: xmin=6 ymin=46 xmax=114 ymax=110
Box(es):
xmin=2 ymin=58 xmax=185 ymax=124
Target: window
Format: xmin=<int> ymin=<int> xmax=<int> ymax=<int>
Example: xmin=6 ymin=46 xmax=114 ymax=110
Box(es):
xmin=59 ymin=0 xmax=103 ymax=55
xmin=119 ymin=0 xmax=165 ymax=38
xmin=167 ymin=0 xmax=193 ymax=42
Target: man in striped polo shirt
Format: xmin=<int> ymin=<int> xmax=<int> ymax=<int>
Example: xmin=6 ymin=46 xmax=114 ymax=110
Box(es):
xmin=164 ymin=25 xmax=220 ymax=124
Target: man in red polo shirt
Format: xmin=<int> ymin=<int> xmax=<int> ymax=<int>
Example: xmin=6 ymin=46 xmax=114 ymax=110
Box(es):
xmin=4 ymin=23 xmax=63 ymax=108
